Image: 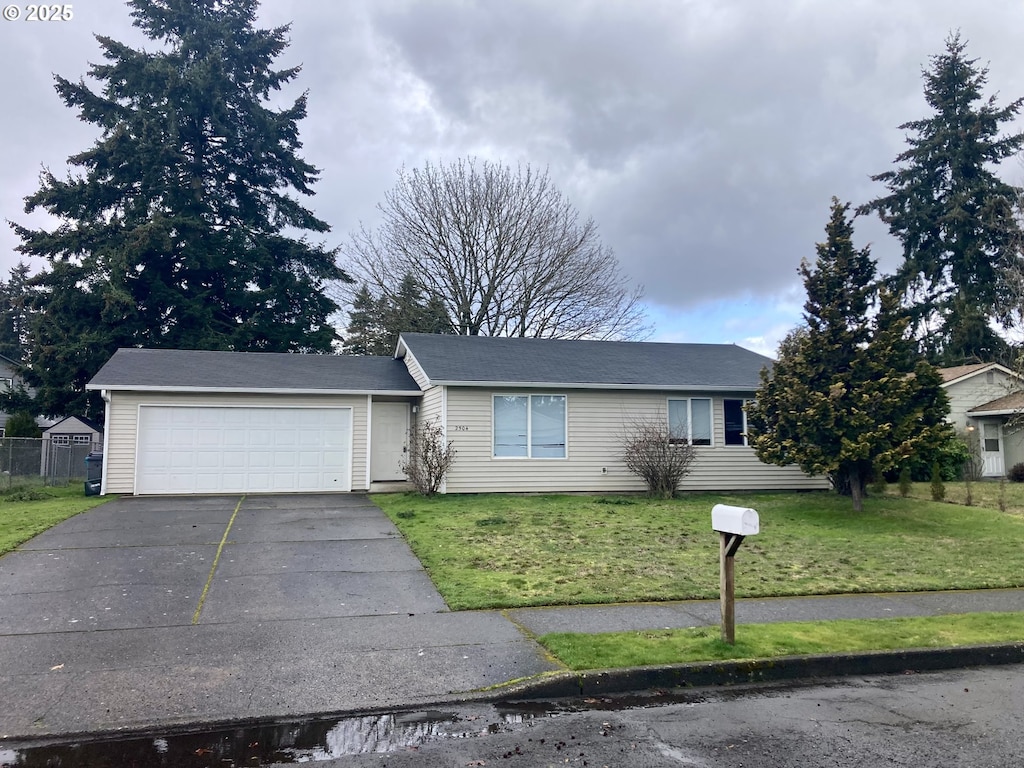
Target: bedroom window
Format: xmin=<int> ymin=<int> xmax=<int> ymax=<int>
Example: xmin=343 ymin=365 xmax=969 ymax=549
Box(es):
xmin=668 ymin=398 xmax=712 ymax=446
xmin=493 ymin=394 xmax=566 ymax=458
xmin=724 ymin=399 xmax=749 ymax=446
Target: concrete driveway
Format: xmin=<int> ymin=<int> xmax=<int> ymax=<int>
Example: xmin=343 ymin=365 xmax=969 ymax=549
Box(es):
xmin=0 ymin=494 xmax=558 ymax=739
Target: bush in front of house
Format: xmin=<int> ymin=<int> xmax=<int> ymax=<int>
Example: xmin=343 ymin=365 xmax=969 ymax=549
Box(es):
xmin=401 ymin=419 xmax=456 ymax=496
xmin=885 ymin=434 xmax=972 ymax=482
xmin=1008 ymin=463 xmax=1024 ymax=483
xmin=620 ymin=415 xmax=697 ymax=499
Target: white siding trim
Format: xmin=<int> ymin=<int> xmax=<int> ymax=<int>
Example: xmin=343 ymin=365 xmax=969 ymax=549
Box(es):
xmin=429 ymin=380 xmax=757 ymax=392
xmin=100 ymin=390 xmax=111 ymax=495
xmin=365 ymin=395 xmax=373 ymax=490
xmin=88 ymin=385 xmax=420 ymax=396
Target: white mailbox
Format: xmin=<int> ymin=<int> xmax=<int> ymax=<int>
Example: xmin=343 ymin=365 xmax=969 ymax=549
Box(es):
xmin=712 ymin=504 xmax=759 ymax=536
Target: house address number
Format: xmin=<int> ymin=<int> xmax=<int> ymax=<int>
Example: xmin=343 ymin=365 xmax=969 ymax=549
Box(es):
xmin=452 ymin=425 xmax=469 ymax=431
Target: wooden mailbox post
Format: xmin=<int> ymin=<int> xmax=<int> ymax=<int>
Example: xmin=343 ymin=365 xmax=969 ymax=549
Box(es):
xmin=711 ymin=504 xmax=760 ymax=645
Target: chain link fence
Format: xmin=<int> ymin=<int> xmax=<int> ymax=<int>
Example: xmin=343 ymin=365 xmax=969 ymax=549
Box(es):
xmin=0 ymin=438 xmax=101 ymax=489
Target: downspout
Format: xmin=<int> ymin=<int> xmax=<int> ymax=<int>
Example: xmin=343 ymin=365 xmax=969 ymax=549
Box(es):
xmin=100 ymin=390 xmax=111 ymax=495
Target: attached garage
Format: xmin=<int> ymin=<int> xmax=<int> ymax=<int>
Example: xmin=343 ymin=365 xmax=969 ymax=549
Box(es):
xmin=87 ymin=349 xmax=422 ymax=496
xmin=136 ymin=405 xmax=353 ymax=494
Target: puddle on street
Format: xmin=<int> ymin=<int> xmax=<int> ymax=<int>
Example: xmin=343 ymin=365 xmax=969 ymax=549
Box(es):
xmin=0 ymin=689 xmax=728 ymax=767
xmin=0 ymin=704 xmax=553 ymax=768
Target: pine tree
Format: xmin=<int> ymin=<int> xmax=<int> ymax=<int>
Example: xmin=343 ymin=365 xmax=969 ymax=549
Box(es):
xmin=0 ymin=262 xmax=32 ymax=362
xmin=860 ymin=33 xmax=1024 ymax=364
xmin=747 ymin=199 xmax=953 ymax=511
xmin=13 ymin=0 xmax=348 ymax=416
xmin=342 ymin=285 xmax=389 ymax=356
xmin=343 ymin=274 xmax=452 ymax=356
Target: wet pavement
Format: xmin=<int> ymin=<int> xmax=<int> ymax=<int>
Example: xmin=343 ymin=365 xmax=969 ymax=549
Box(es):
xmin=5 ymin=665 xmax=1024 ymax=767
xmin=0 ymin=494 xmax=559 ymax=740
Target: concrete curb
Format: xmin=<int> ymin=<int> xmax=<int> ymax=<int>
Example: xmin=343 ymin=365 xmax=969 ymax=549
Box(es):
xmin=493 ymin=643 xmax=1024 ymax=700
xmin=4 ymin=644 xmax=1022 ymax=747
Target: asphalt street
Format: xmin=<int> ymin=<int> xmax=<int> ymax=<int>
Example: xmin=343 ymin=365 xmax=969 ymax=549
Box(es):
xmin=281 ymin=664 xmax=1024 ymax=767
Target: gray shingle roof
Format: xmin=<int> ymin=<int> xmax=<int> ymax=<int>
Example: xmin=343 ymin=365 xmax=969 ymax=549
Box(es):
xmin=399 ymin=333 xmax=772 ymax=390
xmin=86 ymin=348 xmax=421 ymax=393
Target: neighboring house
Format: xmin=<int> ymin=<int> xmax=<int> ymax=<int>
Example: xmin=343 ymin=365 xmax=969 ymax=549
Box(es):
xmin=940 ymin=363 xmax=1024 ymax=478
xmin=85 ymin=335 xmax=828 ymax=496
xmin=40 ymin=415 xmax=104 ymax=477
xmin=42 ymin=415 xmax=104 ymax=447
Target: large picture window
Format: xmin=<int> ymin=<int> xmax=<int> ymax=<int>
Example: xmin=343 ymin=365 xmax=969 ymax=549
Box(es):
xmin=668 ymin=398 xmax=712 ymax=446
xmin=493 ymin=395 xmax=567 ymax=458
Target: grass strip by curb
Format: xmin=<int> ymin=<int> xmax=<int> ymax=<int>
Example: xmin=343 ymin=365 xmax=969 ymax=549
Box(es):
xmin=538 ymin=612 xmax=1024 ymax=671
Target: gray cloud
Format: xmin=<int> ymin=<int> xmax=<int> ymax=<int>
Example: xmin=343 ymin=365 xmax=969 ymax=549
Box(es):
xmin=3 ymin=0 xmax=1024 ymax=334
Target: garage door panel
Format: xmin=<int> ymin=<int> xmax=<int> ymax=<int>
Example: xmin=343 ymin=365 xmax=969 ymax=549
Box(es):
xmin=136 ymin=406 xmax=352 ymax=495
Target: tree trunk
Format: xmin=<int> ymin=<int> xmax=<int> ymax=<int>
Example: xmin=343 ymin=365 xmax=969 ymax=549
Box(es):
xmin=849 ymin=466 xmax=864 ymax=512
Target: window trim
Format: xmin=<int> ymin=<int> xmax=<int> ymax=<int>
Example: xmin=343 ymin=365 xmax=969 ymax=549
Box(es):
xmin=667 ymin=397 xmax=713 ymax=447
xmin=492 ymin=393 xmax=568 ymax=460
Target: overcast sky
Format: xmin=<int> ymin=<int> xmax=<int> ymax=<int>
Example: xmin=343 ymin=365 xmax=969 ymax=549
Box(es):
xmin=4 ymin=0 xmax=1024 ymax=355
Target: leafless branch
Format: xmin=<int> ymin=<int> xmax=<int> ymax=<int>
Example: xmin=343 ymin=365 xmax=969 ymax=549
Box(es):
xmin=620 ymin=414 xmax=697 ymax=499
xmin=401 ymin=419 xmax=456 ymax=496
xmin=342 ymin=158 xmax=649 ymax=340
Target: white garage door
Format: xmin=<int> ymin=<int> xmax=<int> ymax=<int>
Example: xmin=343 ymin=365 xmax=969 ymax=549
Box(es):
xmin=136 ymin=405 xmax=352 ymax=494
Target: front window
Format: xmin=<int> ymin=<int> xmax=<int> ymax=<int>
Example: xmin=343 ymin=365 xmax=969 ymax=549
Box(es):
xmin=724 ymin=399 xmax=749 ymax=446
xmin=493 ymin=394 xmax=566 ymax=458
xmin=668 ymin=398 xmax=712 ymax=446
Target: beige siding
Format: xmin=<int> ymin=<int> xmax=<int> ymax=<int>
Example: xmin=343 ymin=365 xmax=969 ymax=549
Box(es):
xmin=104 ymin=391 xmax=369 ymax=494
xmin=944 ymin=370 xmax=1018 ymax=430
xmin=417 ymin=385 xmax=444 ymax=427
xmin=402 ymin=350 xmax=431 ymax=390
xmin=441 ymin=387 xmax=827 ymax=493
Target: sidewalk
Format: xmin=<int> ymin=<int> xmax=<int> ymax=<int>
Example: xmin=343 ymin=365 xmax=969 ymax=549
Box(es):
xmin=505 ymin=587 xmax=1024 ymax=637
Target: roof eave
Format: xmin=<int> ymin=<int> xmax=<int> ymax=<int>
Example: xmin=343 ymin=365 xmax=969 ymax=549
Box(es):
xmin=429 ymin=379 xmax=758 ymax=391
xmin=85 ymin=384 xmax=423 ymax=396
xmin=942 ymin=363 xmax=1019 ymax=387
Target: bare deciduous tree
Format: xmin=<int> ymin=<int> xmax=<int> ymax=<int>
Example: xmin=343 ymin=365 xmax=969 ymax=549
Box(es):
xmin=401 ymin=419 xmax=456 ymax=496
xmin=620 ymin=415 xmax=697 ymax=499
xmin=343 ymin=158 xmax=648 ymax=340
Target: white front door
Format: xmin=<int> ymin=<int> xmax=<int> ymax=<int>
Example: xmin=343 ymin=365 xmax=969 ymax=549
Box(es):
xmin=370 ymin=403 xmax=409 ymax=481
xmin=981 ymin=421 xmax=1005 ymax=477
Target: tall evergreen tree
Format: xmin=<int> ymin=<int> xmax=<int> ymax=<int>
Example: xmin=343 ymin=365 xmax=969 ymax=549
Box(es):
xmin=342 ymin=285 xmax=388 ymax=356
xmin=747 ymin=199 xmax=953 ymax=511
xmin=342 ymin=274 xmax=452 ymax=356
xmin=859 ymin=33 xmax=1024 ymax=364
xmin=0 ymin=262 xmax=33 ymax=362
xmin=12 ymin=0 xmax=348 ymax=417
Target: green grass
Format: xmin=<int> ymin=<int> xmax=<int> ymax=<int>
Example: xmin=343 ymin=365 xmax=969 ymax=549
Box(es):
xmin=0 ymin=484 xmax=112 ymax=555
xmin=880 ymin=480 xmax=1024 ymax=512
xmin=539 ymin=612 xmax=1024 ymax=670
xmin=374 ymin=491 xmax=1024 ymax=610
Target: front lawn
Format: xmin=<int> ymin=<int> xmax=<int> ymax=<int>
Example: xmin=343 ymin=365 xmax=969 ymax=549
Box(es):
xmin=0 ymin=484 xmax=112 ymax=556
xmin=375 ymin=491 xmax=1024 ymax=610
